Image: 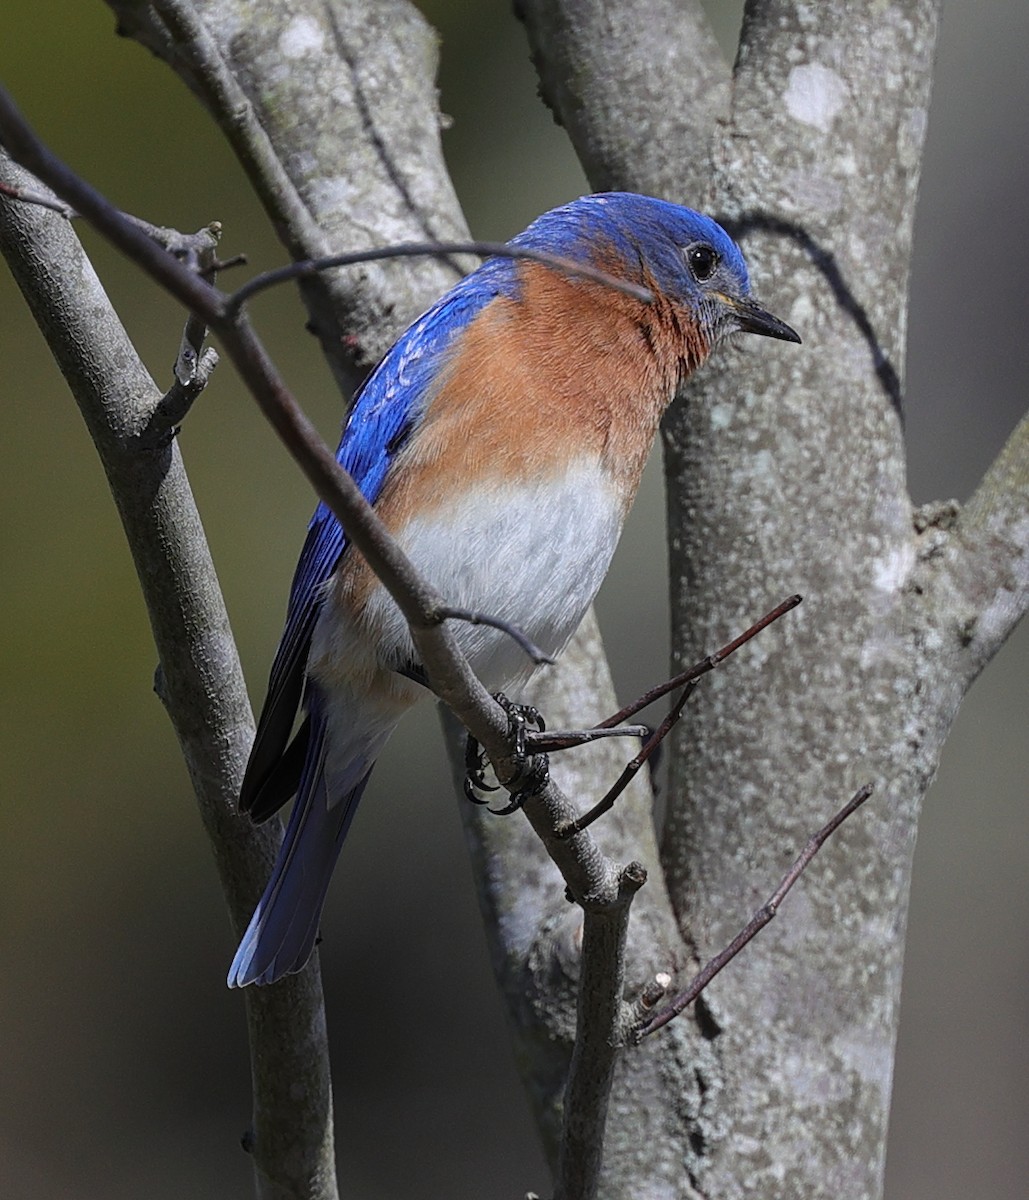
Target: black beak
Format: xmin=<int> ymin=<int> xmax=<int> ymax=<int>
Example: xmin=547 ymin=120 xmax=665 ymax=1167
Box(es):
xmin=725 ymin=294 xmax=801 ymax=343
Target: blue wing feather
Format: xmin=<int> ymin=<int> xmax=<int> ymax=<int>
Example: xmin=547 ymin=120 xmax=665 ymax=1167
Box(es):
xmin=239 ymin=269 xmax=514 ymax=819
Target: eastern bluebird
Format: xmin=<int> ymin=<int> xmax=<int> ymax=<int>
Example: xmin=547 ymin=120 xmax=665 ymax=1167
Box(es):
xmin=228 ymin=192 xmax=799 ymax=987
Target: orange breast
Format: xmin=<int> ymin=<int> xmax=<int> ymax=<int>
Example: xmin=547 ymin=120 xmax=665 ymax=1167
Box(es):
xmin=336 ymin=257 xmax=709 ymax=616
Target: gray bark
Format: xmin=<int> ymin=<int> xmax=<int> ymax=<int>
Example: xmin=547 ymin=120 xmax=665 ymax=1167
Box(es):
xmin=112 ymin=0 xmax=469 ymax=382
xmin=519 ymin=1 xmax=1026 ymax=1197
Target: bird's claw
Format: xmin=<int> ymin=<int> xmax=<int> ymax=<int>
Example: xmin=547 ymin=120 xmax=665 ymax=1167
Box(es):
xmin=494 ymin=692 xmax=545 ymax=757
xmin=489 ymin=754 xmax=550 ymax=815
xmin=464 ymin=694 xmax=548 ymax=814
xmin=464 ymin=731 xmax=499 ymax=803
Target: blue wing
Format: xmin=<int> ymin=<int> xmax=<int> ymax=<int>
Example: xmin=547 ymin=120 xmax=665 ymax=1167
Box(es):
xmin=239 ymin=268 xmax=512 ymax=821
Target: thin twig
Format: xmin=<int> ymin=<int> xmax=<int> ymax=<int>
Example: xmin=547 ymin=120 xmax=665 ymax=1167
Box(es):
xmin=554 ymin=597 xmax=801 ymax=837
xmin=558 ymin=682 xmax=698 ymax=837
xmin=142 ymin=346 xmax=220 ymax=448
xmin=226 ymin=241 xmax=654 ymax=313
xmin=625 ymin=973 xmax=673 ymax=1029
xmin=0 ymin=176 xmax=74 ymax=216
xmin=0 ymin=158 xmax=227 ymax=444
xmin=526 ymin=724 xmax=650 ymax=751
xmin=597 ymin=594 xmax=802 ymax=730
xmin=635 ymin=783 xmax=875 ymax=1039
xmin=434 ymin=604 xmax=556 ymax=666
xmin=0 ymin=172 xmax=227 ymax=277
xmin=210 ymin=251 xmax=247 ymax=274
xmin=121 ymin=214 xmax=221 ymax=271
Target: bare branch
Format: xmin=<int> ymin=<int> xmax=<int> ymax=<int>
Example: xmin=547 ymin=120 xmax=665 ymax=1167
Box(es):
xmin=527 ymin=724 xmax=651 ymax=751
xmin=435 ymin=605 xmax=556 ymax=668
xmin=636 ymin=783 xmax=875 ymax=1040
xmin=950 ymin=410 xmax=1029 ymax=679
xmin=141 ymin=345 xmax=219 ymax=449
xmin=559 ymin=682 xmax=698 ymax=839
xmin=227 ymin=242 xmax=652 ymax=312
xmin=548 ymin=597 xmax=802 ymax=837
xmin=557 ymin=861 xmax=648 ymax=1200
xmin=0 ymin=150 xmax=338 ymax=1200
xmin=598 ymin=594 xmax=802 ymax=729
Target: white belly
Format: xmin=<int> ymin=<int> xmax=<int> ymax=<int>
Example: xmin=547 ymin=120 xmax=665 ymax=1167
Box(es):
xmin=363 ymin=460 xmax=624 ymax=691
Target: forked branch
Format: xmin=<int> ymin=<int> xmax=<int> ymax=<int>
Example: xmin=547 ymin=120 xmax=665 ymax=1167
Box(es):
xmin=636 ymin=782 xmax=875 ymax=1039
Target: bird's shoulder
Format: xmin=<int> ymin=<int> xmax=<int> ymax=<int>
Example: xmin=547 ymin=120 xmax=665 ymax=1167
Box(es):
xmin=286 ymin=262 xmax=520 ymax=599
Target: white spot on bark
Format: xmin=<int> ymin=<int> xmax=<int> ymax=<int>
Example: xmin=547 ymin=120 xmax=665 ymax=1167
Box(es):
xmin=280 ymin=16 xmax=325 ymax=58
xmin=784 ymin=64 xmax=847 ymax=133
xmin=710 ymin=402 xmax=733 ymax=430
xmin=872 ymin=542 xmax=914 ymax=594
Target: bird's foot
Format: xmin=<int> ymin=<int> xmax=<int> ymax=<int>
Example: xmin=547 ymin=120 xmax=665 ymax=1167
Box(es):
xmin=464 ymin=694 xmax=549 ymax=814
xmin=464 ymin=729 xmax=499 ymax=801
xmin=493 ymin=694 xmax=549 ymax=814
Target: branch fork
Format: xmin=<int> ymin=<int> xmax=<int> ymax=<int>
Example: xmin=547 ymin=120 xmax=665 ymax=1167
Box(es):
xmin=631 ymin=782 xmax=875 ymax=1042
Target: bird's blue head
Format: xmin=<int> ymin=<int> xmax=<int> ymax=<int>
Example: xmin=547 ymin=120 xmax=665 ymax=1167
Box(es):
xmin=512 ymin=192 xmax=800 ymax=345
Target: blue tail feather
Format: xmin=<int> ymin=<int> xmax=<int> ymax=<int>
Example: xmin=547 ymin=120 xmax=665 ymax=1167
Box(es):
xmin=228 ymin=700 xmax=372 ymax=987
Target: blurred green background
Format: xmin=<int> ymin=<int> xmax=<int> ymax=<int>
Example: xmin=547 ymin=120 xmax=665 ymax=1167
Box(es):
xmin=0 ymin=2 xmax=1025 ymax=1197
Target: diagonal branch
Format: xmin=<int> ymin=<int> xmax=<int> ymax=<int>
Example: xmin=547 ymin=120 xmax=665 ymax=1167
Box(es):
xmin=636 ymin=782 xmax=875 ymax=1039
xmin=0 ymin=150 xmax=338 ymax=1200
xmin=950 ymin=410 xmax=1029 ymax=680
xmin=597 ymin=594 xmax=803 ymax=730
xmin=546 ymin=597 xmax=803 ymax=835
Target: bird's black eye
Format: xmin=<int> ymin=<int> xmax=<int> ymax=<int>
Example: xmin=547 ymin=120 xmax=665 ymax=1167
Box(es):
xmin=687 ymin=244 xmax=719 ymax=282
